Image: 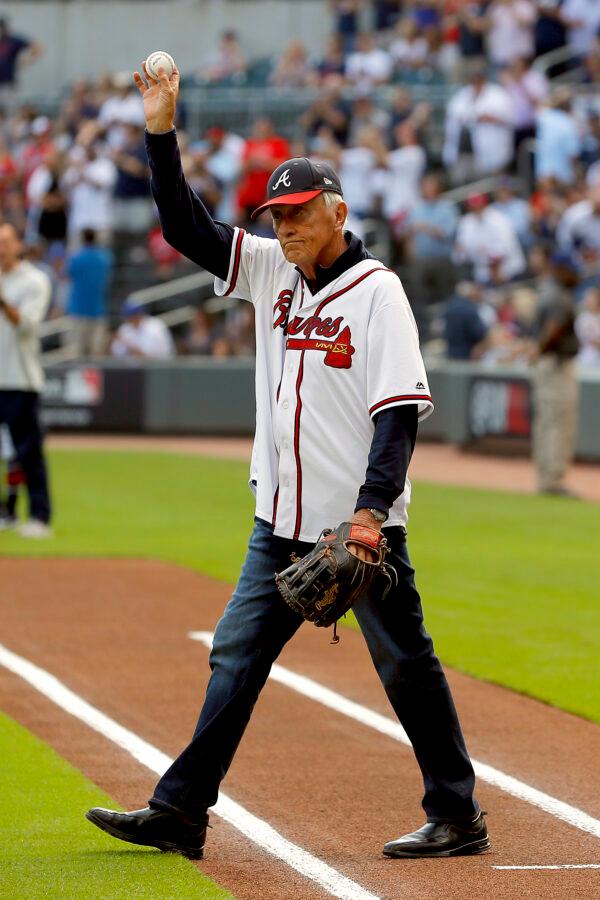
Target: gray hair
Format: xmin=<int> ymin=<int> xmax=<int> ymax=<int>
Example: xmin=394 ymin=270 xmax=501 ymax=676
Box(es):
xmin=322 ymin=190 xmax=347 ymax=225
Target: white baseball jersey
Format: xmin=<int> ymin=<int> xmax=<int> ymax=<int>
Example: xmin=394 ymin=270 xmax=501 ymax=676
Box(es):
xmin=215 ymin=229 xmax=433 ymax=542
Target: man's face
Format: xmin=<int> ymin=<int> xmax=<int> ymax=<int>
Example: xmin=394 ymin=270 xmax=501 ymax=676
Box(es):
xmin=0 ymin=225 xmax=21 ymax=268
xmin=270 ymin=195 xmax=345 ymax=269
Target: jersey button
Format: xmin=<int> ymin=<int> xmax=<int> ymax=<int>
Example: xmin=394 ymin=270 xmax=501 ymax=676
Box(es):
xmin=282 ymin=400 xmax=289 ymax=410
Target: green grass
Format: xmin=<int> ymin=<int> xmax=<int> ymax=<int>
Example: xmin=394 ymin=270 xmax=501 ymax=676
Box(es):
xmin=0 ymin=711 xmax=232 ymax=899
xmin=1 ymin=448 xmax=598 ymax=724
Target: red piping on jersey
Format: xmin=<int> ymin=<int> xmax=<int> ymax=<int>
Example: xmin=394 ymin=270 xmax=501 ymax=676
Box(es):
xmin=314 ymin=267 xmax=392 ymax=316
xmin=369 ymin=394 xmax=432 ymax=416
xmin=271 ymin=485 xmax=279 ymax=527
xmin=292 ymin=350 xmax=305 ymax=540
xmin=224 ymin=229 xmax=245 ymax=296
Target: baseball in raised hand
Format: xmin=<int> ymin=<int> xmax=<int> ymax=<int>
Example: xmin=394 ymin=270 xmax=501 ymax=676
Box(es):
xmin=133 ymin=57 xmax=180 ymax=135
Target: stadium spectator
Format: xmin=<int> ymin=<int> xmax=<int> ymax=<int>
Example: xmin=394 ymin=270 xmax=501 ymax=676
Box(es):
xmin=26 ymin=148 xmax=68 ymax=253
xmin=98 ymin=73 xmax=145 ymax=148
xmin=302 ymin=81 xmax=351 ymax=147
xmin=575 ymin=286 xmax=600 ymax=366
xmin=338 ymin=125 xmax=385 ymax=219
xmin=19 ymin=116 xmax=54 ymax=187
xmin=443 ymin=67 xmax=515 ymax=180
xmin=329 ymin=0 xmax=362 ymax=52
xmin=535 ymin=89 xmax=582 ymax=186
xmin=63 ymin=144 xmax=117 ymax=245
xmin=379 ymin=122 xmax=427 ymax=240
xmin=236 ymin=119 xmax=290 ymax=222
xmin=0 ymin=17 xmax=42 ymax=109
xmin=270 ymin=40 xmax=313 ymax=89
xmin=201 ymin=30 xmax=247 ymax=85
xmin=556 ymin=183 xmax=600 ymax=265
xmin=111 ymin=300 xmax=175 ymax=359
xmin=443 ymin=281 xmax=490 ymax=359
xmin=454 ymin=193 xmax=526 ymax=283
xmin=456 ymin=1 xmax=488 ymax=74
xmin=199 ymin=126 xmax=244 ymax=222
xmin=389 ymin=17 xmax=429 ymax=71
xmin=0 ymin=134 xmax=17 ymax=198
xmin=534 ymin=1 xmax=567 ymax=58
xmin=347 ymin=91 xmax=390 ymax=145
xmin=387 ymin=86 xmax=431 ymax=141
xmin=405 ymin=172 xmax=459 ymax=304
xmin=560 ymin=0 xmax=600 ymax=58
xmin=182 ymin=308 xmax=214 ymax=356
xmin=491 ymin=178 xmax=533 ymax=248
xmin=500 ymin=57 xmax=548 ymax=152
xmin=0 ymin=223 xmax=52 ymax=538
xmin=345 ymin=32 xmax=394 ymax=86
xmin=531 ymin=249 xmax=579 ymax=496
xmin=66 ymin=228 xmax=112 ymax=357
xmin=484 ymin=0 xmax=537 ymax=69
xmin=372 ymin=0 xmax=403 ymax=32
xmin=111 ymin=124 xmax=152 ymax=234
xmin=314 ymin=36 xmax=347 ymax=82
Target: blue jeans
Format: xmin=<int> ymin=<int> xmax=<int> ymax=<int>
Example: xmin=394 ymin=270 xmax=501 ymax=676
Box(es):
xmin=151 ymin=518 xmax=478 ymax=823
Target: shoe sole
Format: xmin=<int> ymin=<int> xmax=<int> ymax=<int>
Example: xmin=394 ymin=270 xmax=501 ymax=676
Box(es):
xmin=383 ymin=837 xmax=491 ymax=859
xmin=85 ymin=810 xmax=204 ymax=860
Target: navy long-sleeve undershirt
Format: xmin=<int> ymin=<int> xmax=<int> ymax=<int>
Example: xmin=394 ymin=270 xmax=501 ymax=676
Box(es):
xmin=145 ymin=129 xmax=418 ymax=516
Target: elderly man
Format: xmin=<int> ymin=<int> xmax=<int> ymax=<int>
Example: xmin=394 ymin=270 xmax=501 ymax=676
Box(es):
xmin=0 ymin=223 xmax=52 ymax=537
xmin=86 ymin=62 xmax=488 ymax=861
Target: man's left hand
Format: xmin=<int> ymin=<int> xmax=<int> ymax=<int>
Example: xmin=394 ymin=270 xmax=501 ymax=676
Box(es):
xmin=349 ymin=509 xmax=383 ymax=561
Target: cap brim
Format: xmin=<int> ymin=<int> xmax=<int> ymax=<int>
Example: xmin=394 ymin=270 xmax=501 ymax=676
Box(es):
xmin=251 ymin=189 xmax=323 ymax=220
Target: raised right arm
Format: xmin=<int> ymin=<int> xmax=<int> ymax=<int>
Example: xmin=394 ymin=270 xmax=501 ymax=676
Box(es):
xmin=134 ymin=60 xmax=234 ymax=280
xmin=145 ymin=130 xmax=234 ymax=280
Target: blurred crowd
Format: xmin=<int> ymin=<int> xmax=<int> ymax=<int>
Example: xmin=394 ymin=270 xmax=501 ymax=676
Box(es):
xmin=1 ymin=4 xmax=600 ymax=365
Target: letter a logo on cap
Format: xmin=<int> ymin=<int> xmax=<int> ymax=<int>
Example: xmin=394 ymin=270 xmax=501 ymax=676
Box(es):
xmin=272 ymin=169 xmax=291 ymax=191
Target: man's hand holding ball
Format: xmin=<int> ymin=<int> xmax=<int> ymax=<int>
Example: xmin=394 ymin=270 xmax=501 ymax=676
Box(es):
xmin=134 ymin=50 xmax=179 ymax=135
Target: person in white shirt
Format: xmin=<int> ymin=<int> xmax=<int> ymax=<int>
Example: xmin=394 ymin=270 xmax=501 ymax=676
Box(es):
xmin=111 ymin=300 xmax=175 ymax=359
xmin=345 ymin=32 xmax=394 ymax=87
xmin=575 ymin=286 xmax=600 ymax=366
xmin=377 ymin=122 xmax=426 ymax=236
xmin=486 ymin=0 xmax=536 ymax=67
xmin=443 ymin=68 xmax=515 ymax=179
xmin=453 ymin=194 xmax=526 ymax=283
xmin=561 ymin=0 xmax=600 ymax=57
xmin=0 ymin=223 xmax=52 ymax=538
xmin=64 ymin=145 xmax=117 ymax=245
xmin=98 ymin=74 xmax=145 ymax=149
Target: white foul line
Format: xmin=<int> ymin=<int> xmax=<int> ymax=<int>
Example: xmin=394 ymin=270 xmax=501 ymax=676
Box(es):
xmin=0 ymin=643 xmax=379 ymax=900
xmin=190 ymin=630 xmax=600 ymax=842
xmin=494 ymin=865 xmax=600 ymax=870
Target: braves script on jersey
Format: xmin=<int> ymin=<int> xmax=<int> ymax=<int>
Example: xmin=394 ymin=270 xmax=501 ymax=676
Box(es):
xmin=215 ymin=228 xmax=433 ymax=542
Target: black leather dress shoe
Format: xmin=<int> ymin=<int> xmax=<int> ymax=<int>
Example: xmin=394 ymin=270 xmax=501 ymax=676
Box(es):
xmin=383 ymin=811 xmax=490 ymax=858
xmin=85 ymin=806 xmax=208 ymax=859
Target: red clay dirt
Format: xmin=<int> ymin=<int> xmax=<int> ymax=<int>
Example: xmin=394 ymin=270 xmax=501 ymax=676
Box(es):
xmin=1 ymin=558 xmax=599 ymax=900
xmin=47 ymin=435 xmax=600 ymax=503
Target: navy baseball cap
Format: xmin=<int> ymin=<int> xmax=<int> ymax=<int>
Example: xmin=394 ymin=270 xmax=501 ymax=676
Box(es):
xmin=251 ymin=157 xmax=343 ymax=219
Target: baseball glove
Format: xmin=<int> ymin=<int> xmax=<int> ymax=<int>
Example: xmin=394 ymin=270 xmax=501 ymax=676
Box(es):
xmin=275 ymin=522 xmax=396 ymax=643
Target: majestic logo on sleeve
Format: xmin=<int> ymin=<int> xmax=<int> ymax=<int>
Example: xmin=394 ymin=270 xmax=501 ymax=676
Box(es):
xmin=272 ymin=290 xmax=355 ymax=369
xmin=272 ymin=169 xmax=291 ymax=191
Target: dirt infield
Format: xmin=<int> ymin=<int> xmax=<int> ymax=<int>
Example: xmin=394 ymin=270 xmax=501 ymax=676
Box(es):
xmin=47 ymin=435 xmax=600 ymax=502
xmin=1 ymin=558 xmax=599 ymax=899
